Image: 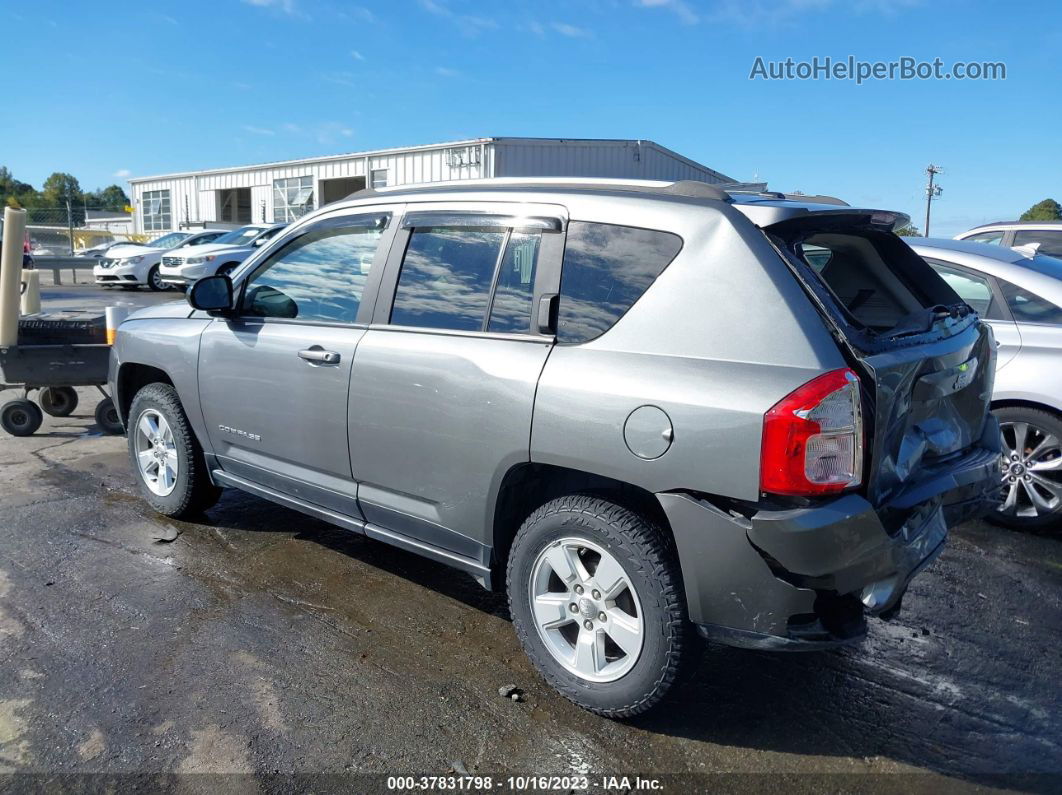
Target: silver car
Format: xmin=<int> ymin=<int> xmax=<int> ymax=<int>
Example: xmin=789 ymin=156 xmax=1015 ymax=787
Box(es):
xmin=109 ymin=180 xmax=999 ymax=717
xmin=907 ymin=238 xmax=1062 ymax=530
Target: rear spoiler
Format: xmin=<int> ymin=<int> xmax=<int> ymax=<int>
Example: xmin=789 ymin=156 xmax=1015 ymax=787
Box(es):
xmin=736 ymin=205 xmax=911 ymax=232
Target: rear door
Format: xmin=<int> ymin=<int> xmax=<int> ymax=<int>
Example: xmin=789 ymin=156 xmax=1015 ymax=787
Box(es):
xmin=768 ymin=213 xmax=997 ymax=505
xmin=347 ymin=202 xmax=565 ymax=559
xmin=198 ymin=209 xmax=396 ymax=513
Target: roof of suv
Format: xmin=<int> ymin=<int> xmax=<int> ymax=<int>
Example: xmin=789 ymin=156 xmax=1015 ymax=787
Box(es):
xmin=963 ymin=220 xmax=1062 ymax=232
xmin=339 ymin=178 xmax=908 ymax=227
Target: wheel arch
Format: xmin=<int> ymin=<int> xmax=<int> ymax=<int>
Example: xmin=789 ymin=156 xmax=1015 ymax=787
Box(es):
xmin=489 ymin=461 xmax=672 ymax=591
xmin=116 ymin=362 xmax=174 ymax=426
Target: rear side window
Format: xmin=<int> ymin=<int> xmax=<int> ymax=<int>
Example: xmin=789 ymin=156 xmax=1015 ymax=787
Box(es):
xmin=998 ymin=279 xmax=1062 ymax=325
xmin=390 ymin=227 xmax=542 ymax=333
xmin=926 ymin=261 xmax=1002 ymax=320
xmin=1013 ymin=229 xmax=1062 ymax=258
xmin=557 ymin=222 xmax=682 ymax=343
xmin=964 ymin=231 xmax=1004 ymax=246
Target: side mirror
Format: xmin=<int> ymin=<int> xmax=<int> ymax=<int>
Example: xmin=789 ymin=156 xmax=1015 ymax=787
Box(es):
xmin=188 ymin=274 xmax=233 ymax=314
xmin=254 ymin=236 xmax=269 ymax=246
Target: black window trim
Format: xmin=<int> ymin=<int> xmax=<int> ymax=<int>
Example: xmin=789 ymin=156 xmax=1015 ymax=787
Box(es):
xmin=229 ymin=210 xmax=394 ymax=328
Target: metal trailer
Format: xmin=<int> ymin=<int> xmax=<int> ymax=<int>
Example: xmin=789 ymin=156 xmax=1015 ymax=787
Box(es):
xmin=0 ymin=343 xmax=122 ymax=436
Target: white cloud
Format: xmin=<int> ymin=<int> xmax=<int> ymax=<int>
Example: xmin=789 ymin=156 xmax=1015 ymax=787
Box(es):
xmin=552 ymin=22 xmax=590 ymax=37
xmin=435 ymin=66 xmax=460 ymax=77
xmin=418 ymin=0 xmax=496 ymax=36
xmin=636 ymin=0 xmax=699 ymax=24
xmin=113 ymin=169 xmax=131 ymax=178
xmin=322 ymin=71 xmax=357 ymax=87
xmin=242 ymin=125 xmax=276 ymax=136
xmin=350 ymin=49 xmax=365 ymax=61
xmin=242 ymin=0 xmax=299 ymax=16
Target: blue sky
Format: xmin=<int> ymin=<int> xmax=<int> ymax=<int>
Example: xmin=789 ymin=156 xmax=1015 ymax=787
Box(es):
xmin=3 ymin=0 xmax=1059 ymax=236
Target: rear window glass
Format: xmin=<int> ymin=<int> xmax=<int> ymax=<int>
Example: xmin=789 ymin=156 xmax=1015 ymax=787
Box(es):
xmin=558 ymin=222 xmax=682 ymax=343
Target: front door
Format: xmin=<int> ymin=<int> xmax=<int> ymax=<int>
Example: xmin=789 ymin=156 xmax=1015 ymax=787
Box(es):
xmin=198 ymin=209 xmax=395 ymax=514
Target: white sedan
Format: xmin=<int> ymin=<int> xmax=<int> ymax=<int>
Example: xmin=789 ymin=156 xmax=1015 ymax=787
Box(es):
xmin=159 ymin=224 xmax=286 ymax=288
xmin=93 ymin=229 xmax=228 ymax=291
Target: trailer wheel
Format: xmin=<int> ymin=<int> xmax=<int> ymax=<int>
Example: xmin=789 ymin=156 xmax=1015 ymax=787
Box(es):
xmin=39 ymin=386 xmax=79 ymax=418
xmin=94 ymin=398 xmax=124 ymax=435
xmin=2 ymin=399 xmax=44 ymax=437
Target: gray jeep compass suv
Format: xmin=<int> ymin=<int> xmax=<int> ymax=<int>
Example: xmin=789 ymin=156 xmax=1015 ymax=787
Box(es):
xmin=110 ymin=179 xmax=999 ymax=717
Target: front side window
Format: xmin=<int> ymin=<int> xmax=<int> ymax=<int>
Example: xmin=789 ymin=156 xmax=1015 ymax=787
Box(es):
xmin=963 ymin=231 xmax=1004 ymax=245
xmin=273 ymin=176 xmax=315 ymax=223
xmin=148 ymin=232 xmax=187 ymax=249
xmin=998 ymin=278 xmax=1062 ymax=325
xmin=142 ymin=190 xmax=171 ymax=232
xmin=557 ymin=222 xmax=683 ymax=343
xmin=1013 ymin=229 xmax=1062 ymax=258
xmin=241 ymin=218 xmax=385 ymax=324
xmin=487 ymin=232 xmax=540 ymax=333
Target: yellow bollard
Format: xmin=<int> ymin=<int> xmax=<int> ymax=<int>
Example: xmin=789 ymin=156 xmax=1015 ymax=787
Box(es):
xmin=0 ymin=207 xmax=27 ymax=346
xmin=20 ymin=269 xmax=40 ymax=315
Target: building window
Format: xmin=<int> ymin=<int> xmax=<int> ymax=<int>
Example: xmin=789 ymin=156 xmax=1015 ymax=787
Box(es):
xmin=371 ymin=169 xmax=389 ymax=189
xmin=142 ymin=190 xmax=171 ymax=232
xmin=273 ymin=176 xmax=315 ymax=223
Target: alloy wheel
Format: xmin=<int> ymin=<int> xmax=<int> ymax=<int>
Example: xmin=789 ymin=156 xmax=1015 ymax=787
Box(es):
xmin=999 ymin=420 xmax=1062 ymax=520
xmin=528 ymin=537 xmax=644 ymax=683
xmin=135 ymin=409 xmax=179 ymax=496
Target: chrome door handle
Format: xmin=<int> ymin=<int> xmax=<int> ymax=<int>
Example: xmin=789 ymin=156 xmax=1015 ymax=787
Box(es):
xmin=298 ymin=348 xmax=341 ymax=365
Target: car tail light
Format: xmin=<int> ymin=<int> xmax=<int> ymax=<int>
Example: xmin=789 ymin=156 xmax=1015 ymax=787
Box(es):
xmin=760 ymin=368 xmax=863 ymax=496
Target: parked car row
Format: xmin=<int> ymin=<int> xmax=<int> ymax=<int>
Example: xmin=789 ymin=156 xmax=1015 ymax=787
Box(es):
xmin=93 ymin=224 xmax=285 ymax=291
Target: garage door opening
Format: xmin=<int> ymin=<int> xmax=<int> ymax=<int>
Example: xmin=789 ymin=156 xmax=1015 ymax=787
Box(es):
xmin=320 ymin=177 xmax=366 ymax=206
xmin=217 ymin=188 xmax=252 ymax=224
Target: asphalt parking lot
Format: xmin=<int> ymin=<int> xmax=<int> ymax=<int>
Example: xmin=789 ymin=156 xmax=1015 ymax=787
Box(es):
xmin=0 ymin=283 xmax=1058 ymax=790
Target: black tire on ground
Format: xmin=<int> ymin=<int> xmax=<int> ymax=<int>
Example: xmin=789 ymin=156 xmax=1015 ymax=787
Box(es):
xmin=506 ymin=493 xmax=694 ymax=718
xmin=94 ymin=398 xmax=125 ymax=435
xmin=147 ymin=264 xmax=165 ymax=292
xmin=216 ymin=263 xmax=238 ymax=277
xmin=1 ymin=399 xmax=44 ymax=437
xmin=38 ymin=386 xmax=79 ymax=418
xmin=127 ymin=383 xmax=221 ymax=518
xmin=989 ymin=406 xmax=1062 ymax=531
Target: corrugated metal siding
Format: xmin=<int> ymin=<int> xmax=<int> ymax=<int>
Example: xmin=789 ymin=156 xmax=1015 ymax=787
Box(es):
xmin=129 ymin=139 xmax=732 ymax=232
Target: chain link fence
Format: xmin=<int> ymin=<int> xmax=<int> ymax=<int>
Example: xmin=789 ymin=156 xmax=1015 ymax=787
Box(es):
xmin=16 ymin=206 xmax=151 ymax=255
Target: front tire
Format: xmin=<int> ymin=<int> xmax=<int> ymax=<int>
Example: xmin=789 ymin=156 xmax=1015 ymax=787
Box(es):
xmin=507 ymin=494 xmax=692 ymax=718
xmin=147 ymin=265 xmax=165 ymax=292
xmin=991 ymin=406 xmax=1062 ymax=531
xmin=127 ymin=383 xmax=221 ymax=518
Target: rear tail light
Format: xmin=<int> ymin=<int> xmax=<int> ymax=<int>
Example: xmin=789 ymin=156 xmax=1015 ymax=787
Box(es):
xmin=760 ymin=368 xmax=863 ymax=496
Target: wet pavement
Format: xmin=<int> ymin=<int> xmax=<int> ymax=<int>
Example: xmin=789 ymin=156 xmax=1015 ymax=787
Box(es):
xmin=0 ymin=286 xmax=1058 ymax=791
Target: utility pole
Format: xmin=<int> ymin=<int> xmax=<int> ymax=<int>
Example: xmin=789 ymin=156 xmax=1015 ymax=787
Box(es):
xmin=65 ymin=198 xmax=74 ymax=255
xmin=924 ymin=164 xmax=943 ymax=237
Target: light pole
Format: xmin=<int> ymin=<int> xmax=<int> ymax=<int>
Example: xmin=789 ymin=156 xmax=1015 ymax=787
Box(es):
xmin=924 ymin=164 xmax=943 ymax=236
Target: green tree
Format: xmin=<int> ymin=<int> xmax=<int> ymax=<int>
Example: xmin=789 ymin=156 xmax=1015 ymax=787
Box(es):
xmin=895 ymin=223 xmax=921 ymax=237
xmin=87 ymin=184 xmax=131 ymax=212
xmin=41 ymin=172 xmax=82 ymax=206
xmin=1019 ymin=199 xmax=1062 ymax=222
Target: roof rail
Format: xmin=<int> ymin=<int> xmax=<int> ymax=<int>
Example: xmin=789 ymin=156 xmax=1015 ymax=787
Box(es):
xmin=343 ymin=177 xmax=732 ymax=203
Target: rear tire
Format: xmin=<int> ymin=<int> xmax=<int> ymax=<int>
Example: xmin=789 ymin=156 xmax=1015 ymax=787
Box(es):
xmin=39 ymin=386 xmax=79 ymax=417
xmin=127 ymin=383 xmax=221 ymax=518
xmin=147 ymin=265 xmax=164 ymax=292
xmin=990 ymin=406 xmax=1062 ymax=531
xmin=1 ymin=399 xmax=43 ymax=436
xmin=507 ymin=494 xmax=693 ymax=718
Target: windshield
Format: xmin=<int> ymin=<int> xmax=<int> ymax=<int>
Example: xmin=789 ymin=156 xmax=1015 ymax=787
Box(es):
xmin=213 ymin=226 xmax=264 ymax=246
xmin=148 ymin=232 xmax=190 ymax=249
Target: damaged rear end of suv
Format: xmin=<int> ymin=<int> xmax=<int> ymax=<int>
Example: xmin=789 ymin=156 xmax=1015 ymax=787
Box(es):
xmin=667 ymin=197 xmax=1000 ymax=651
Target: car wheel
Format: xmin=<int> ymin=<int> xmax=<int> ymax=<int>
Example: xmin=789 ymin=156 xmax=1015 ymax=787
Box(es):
xmin=127 ymin=383 xmax=221 ymax=518
xmin=991 ymin=407 xmax=1062 ymax=531
xmin=94 ymin=398 xmax=124 ymax=435
xmin=507 ymin=494 xmax=693 ymax=718
xmin=39 ymin=386 xmax=79 ymax=417
xmin=216 ymin=263 xmax=237 ymax=277
xmin=1 ymin=399 xmax=44 ymax=437
xmin=147 ymin=265 xmax=165 ymax=292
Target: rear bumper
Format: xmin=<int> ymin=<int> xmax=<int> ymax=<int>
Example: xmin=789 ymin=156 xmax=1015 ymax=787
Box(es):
xmin=660 ymin=421 xmax=1000 ymax=650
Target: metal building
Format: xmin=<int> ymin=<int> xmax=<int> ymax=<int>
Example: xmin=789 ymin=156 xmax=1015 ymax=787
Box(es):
xmin=127 ymin=137 xmax=735 ymax=234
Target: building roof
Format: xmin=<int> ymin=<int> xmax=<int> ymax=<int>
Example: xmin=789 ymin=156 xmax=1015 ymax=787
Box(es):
xmin=128 ymin=137 xmax=733 ymax=184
